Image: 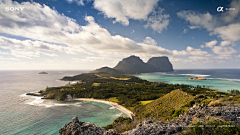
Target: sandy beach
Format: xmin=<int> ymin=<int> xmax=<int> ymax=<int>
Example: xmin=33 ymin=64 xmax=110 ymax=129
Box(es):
xmin=74 ymin=98 xmax=134 ymax=119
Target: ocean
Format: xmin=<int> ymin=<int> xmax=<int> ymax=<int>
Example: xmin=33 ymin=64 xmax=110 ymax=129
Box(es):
xmin=1 ymin=69 xmax=239 ymax=135
xmin=135 ymin=69 xmax=240 ymax=92
xmin=0 ymin=70 xmax=127 ymax=135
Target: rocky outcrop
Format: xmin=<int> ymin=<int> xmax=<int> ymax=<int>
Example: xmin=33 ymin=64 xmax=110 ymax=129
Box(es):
xmin=60 ymin=105 xmax=240 ymax=135
xmin=124 ymin=104 xmax=240 ymax=135
xmin=113 ymin=55 xmax=173 ymax=74
xmin=123 ymin=121 xmax=182 ymax=135
xmin=114 ymin=55 xmax=156 ymax=74
xmin=59 ymin=116 xmax=105 ymax=135
xmin=59 ymin=116 xmax=119 ymax=135
xmin=147 ymin=57 xmax=174 ymax=72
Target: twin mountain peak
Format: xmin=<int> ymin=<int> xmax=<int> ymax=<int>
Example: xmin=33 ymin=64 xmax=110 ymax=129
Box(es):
xmin=92 ymin=55 xmax=174 ymax=74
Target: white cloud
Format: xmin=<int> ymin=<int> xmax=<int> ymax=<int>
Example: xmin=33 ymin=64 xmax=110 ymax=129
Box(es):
xmin=212 ymin=46 xmax=237 ymax=55
xmin=183 ymin=29 xmax=188 ymax=33
xmin=201 ymin=40 xmax=218 ymax=48
xmin=66 ymin=0 xmax=84 ymax=5
xmin=143 ymin=37 xmax=157 ymax=46
xmin=177 ymin=0 xmax=240 ymax=43
xmin=0 ymin=0 xmax=212 ymax=60
xmin=212 ymin=23 xmax=240 ymax=42
xmin=0 ymin=51 xmax=8 ymax=55
xmin=0 ymin=56 xmax=19 ymax=61
xmin=220 ymin=40 xmax=232 ymax=47
xmin=144 ymin=8 xmax=169 ymax=33
xmin=189 ymin=26 xmax=200 ymax=29
xmin=0 ymin=0 xmax=174 ymax=57
xmin=172 ymin=46 xmax=209 ymax=56
xmin=0 ymin=36 xmax=88 ymax=58
xmin=188 ymin=56 xmax=210 ymax=62
xmin=177 ymin=11 xmax=215 ymax=31
xmin=93 ymin=0 xmax=159 ymax=26
xmin=169 ymin=57 xmax=191 ymax=62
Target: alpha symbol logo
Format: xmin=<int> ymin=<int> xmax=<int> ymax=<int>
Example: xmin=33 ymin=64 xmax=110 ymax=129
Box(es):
xmin=217 ymin=6 xmax=224 ymax=12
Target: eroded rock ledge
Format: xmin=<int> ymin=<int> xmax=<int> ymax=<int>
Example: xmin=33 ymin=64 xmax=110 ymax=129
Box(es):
xmin=59 ymin=116 xmax=119 ymax=135
xmin=60 ymin=105 xmax=240 ymax=135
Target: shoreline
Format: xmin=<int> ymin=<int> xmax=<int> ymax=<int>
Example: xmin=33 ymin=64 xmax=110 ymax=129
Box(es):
xmin=74 ymin=98 xmax=134 ymax=119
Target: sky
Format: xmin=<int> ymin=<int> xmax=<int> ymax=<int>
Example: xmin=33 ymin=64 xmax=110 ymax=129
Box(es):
xmin=0 ymin=0 xmax=240 ymax=70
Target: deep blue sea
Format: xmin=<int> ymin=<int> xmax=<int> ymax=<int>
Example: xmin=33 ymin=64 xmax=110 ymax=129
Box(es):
xmin=135 ymin=69 xmax=240 ymax=92
xmin=0 ymin=70 xmax=126 ymax=135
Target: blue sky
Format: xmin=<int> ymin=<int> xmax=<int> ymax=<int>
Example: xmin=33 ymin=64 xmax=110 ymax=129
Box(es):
xmin=0 ymin=0 xmax=239 ymax=70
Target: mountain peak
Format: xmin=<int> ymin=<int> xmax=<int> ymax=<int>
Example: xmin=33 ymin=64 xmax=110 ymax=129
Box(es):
xmin=92 ymin=55 xmax=174 ymax=74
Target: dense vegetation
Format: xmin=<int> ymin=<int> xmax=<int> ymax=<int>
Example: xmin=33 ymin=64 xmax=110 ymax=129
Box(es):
xmin=41 ymin=73 xmax=230 ymax=108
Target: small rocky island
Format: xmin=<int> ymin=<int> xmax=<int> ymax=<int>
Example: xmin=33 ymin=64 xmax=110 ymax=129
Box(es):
xmin=39 ymin=71 xmax=48 ymax=74
xmin=188 ymin=77 xmax=206 ymax=80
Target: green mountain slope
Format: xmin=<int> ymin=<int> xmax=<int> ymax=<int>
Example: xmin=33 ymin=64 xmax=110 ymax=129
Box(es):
xmin=137 ymin=89 xmax=195 ymax=120
xmin=91 ymin=66 xmax=123 ymax=74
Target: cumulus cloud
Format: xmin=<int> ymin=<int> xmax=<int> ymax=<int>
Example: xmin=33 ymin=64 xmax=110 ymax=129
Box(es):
xmin=188 ymin=56 xmax=210 ymax=62
xmin=212 ymin=23 xmax=240 ymax=42
xmin=172 ymin=46 xmax=209 ymax=56
xmin=0 ymin=0 xmax=172 ymax=57
xmin=142 ymin=37 xmax=157 ymax=46
xmin=220 ymin=40 xmax=232 ymax=47
xmin=0 ymin=0 xmax=211 ymax=60
xmin=93 ymin=0 xmax=159 ymax=26
xmin=177 ymin=11 xmax=215 ymax=31
xmin=66 ymin=0 xmax=87 ymax=5
xmin=212 ymin=46 xmax=237 ymax=55
xmin=0 ymin=36 xmax=88 ymax=58
xmin=177 ymin=0 xmax=240 ymax=43
xmin=169 ymin=57 xmax=191 ymax=62
xmin=144 ymin=8 xmax=169 ymax=33
xmin=200 ymin=40 xmax=218 ymax=48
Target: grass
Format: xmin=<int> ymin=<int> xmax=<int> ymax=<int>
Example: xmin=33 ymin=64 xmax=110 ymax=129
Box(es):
xmin=92 ymin=83 xmax=100 ymax=86
xmin=137 ymin=89 xmax=195 ymax=120
xmin=140 ymin=100 xmax=154 ymax=105
xmin=109 ymin=97 xmax=119 ymax=103
xmin=110 ymin=77 xmax=130 ymax=80
xmin=40 ymin=89 xmax=46 ymax=92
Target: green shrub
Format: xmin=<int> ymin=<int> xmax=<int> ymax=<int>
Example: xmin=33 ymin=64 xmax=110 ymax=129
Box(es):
xmin=196 ymin=98 xmax=215 ymax=106
xmin=171 ymin=107 xmax=188 ymax=119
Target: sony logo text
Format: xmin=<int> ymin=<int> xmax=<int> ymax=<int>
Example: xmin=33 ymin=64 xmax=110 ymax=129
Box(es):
xmin=5 ymin=7 xmax=24 ymax=11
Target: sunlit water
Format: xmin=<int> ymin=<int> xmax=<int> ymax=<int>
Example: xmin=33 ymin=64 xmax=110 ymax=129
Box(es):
xmin=0 ymin=70 xmax=126 ymax=135
xmin=135 ymin=69 xmax=240 ymax=92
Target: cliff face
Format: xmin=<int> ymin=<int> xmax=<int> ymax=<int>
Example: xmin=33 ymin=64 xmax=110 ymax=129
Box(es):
xmin=113 ymin=56 xmax=156 ymax=74
xmin=147 ymin=56 xmax=173 ymax=72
